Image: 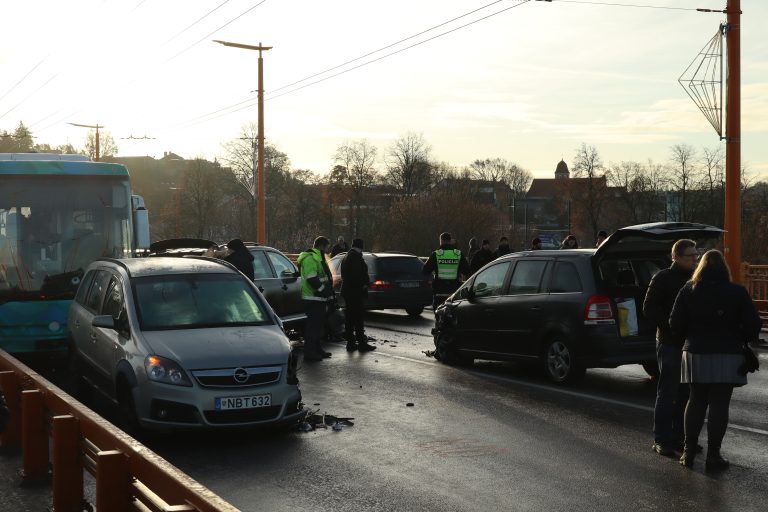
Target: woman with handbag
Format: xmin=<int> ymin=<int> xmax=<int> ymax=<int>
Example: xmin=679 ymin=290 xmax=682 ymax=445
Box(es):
xmin=669 ymin=249 xmax=762 ymax=471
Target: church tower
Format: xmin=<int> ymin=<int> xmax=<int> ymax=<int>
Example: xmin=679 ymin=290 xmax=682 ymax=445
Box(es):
xmin=555 ymin=159 xmax=570 ymax=179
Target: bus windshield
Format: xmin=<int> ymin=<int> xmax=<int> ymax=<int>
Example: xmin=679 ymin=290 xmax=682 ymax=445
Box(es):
xmin=0 ymin=175 xmax=132 ymax=301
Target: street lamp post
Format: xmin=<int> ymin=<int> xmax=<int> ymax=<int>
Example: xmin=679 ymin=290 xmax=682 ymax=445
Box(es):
xmin=68 ymin=122 xmax=103 ymax=161
xmin=214 ymin=40 xmax=272 ymax=245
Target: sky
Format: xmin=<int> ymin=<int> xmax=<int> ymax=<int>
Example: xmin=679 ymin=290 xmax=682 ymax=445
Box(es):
xmin=1 ymin=0 xmax=766 ymax=179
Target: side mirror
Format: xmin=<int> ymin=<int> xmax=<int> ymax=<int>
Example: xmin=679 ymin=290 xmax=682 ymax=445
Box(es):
xmin=281 ymin=269 xmax=299 ymax=283
xmin=92 ymin=315 xmax=115 ymax=330
xmin=459 ymin=287 xmax=475 ymax=301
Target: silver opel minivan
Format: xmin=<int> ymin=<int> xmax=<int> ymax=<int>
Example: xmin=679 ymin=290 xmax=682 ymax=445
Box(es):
xmin=68 ymin=256 xmax=303 ymax=431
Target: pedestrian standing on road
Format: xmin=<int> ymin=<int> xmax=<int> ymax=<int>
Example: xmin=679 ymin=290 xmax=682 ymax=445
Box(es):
xmin=223 ymin=238 xmax=255 ymax=281
xmin=530 ymin=237 xmax=542 ymax=251
xmin=330 ymin=236 xmax=349 ymax=258
xmin=423 ymin=232 xmax=470 ymax=311
xmin=670 ymin=249 xmax=761 ymax=471
xmin=470 ymin=239 xmax=494 ymax=275
xmin=643 ymin=238 xmax=697 ymax=457
xmin=493 ymin=236 xmax=511 ymax=259
xmin=341 ymin=238 xmax=376 ymax=352
xmin=596 ymin=230 xmax=608 ymax=247
xmin=560 ymin=234 xmax=579 ymax=249
xmin=467 ymin=237 xmax=480 ymax=266
xmin=298 ymin=236 xmax=335 ymax=362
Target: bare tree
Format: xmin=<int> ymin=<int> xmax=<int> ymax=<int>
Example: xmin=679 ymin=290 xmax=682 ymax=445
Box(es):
xmin=698 ymin=146 xmax=725 ymax=226
xmin=84 ymin=130 xmax=118 ymax=159
xmin=220 ymin=123 xmax=291 ymax=242
xmin=668 ymin=144 xmax=699 ymax=221
xmin=569 ymin=143 xmax=608 ymax=240
xmin=180 ymin=159 xmax=231 ymax=240
xmin=331 ymin=139 xmax=379 ymax=237
xmin=384 ymin=132 xmax=434 ymax=196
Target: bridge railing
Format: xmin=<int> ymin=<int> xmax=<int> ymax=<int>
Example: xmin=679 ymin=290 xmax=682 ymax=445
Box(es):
xmin=0 ymin=350 xmax=240 ymax=512
xmin=741 ymin=263 xmax=768 ymax=320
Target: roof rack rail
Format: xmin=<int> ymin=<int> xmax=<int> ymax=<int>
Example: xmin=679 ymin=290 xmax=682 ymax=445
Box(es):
xmin=96 ymin=257 xmax=132 ymax=277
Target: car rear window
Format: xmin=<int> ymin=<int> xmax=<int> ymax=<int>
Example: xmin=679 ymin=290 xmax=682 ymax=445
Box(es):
xmin=374 ymin=257 xmax=423 ymax=276
xmin=133 ymin=274 xmax=271 ymax=330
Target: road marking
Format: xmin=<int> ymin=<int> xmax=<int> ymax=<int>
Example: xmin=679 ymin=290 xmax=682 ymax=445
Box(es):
xmin=367 ymin=324 xmax=433 ymax=338
xmin=367 ymin=348 xmax=768 ymax=437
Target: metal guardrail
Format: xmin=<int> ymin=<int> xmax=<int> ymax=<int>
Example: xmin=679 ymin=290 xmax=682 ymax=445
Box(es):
xmin=742 ymin=263 xmax=768 ymax=316
xmin=0 ymin=350 xmax=240 ymax=512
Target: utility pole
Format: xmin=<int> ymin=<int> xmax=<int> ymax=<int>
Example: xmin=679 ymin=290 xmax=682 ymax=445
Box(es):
xmin=723 ymin=0 xmax=741 ymax=280
xmin=69 ymin=122 xmax=103 ymax=161
xmin=214 ymin=40 xmax=272 ymax=245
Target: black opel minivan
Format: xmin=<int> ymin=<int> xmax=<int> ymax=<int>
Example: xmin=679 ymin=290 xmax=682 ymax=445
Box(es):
xmin=432 ymin=222 xmax=723 ymax=384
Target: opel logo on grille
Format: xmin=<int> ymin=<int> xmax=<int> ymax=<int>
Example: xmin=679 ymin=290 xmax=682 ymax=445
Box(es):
xmin=233 ymin=367 xmax=249 ymax=384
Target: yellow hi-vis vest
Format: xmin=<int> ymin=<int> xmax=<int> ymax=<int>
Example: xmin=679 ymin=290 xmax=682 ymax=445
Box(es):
xmin=435 ymin=248 xmax=461 ymax=281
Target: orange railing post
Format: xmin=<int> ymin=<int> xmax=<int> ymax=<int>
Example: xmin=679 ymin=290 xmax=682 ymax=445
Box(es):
xmin=0 ymin=370 xmax=21 ymax=450
xmin=96 ymin=450 xmax=131 ymax=512
xmin=52 ymin=414 xmax=83 ymax=512
xmin=21 ymin=389 xmax=49 ymax=482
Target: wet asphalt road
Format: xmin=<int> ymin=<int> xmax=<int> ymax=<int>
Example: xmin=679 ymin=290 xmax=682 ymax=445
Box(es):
xmin=27 ymin=310 xmax=768 ymax=511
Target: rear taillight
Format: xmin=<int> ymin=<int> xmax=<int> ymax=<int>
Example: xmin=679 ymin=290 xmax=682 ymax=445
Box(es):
xmin=584 ymin=295 xmax=615 ymax=323
xmin=423 ymin=281 xmax=432 ymax=289
xmin=370 ymin=280 xmax=394 ymax=291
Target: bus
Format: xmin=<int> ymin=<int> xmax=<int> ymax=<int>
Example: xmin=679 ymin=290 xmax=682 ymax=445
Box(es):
xmin=0 ymin=154 xmax=150 ymax=353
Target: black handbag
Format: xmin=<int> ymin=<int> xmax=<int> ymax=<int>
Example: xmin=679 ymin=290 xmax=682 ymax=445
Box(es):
xmin=739 ymin=343 xmax=760 ymax=375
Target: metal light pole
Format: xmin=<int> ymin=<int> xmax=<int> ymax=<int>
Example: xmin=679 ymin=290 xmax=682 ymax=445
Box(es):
xmin=68 ymin=122 xmax=103 ymax=161
xmin=723 ymin=0 xmax=741 ymax=280
xmin=214 ymin=40 xmax=272 ymax=245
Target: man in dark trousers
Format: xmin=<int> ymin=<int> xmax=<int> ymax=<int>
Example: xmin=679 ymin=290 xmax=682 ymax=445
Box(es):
xmin=643 ymin=238 xmax=699 ymax=456
xmin=341 ymin=238 xmax=376 ymax=352
xmin=470 ymin=239 xmax=494 ymax=275
xmin=423 ymin=232 xmax=471 ymax=311
xmin=493 ymin=236 xmax=511 ymax=259
xmin=297 ymin=236 xmax=335 ymax=361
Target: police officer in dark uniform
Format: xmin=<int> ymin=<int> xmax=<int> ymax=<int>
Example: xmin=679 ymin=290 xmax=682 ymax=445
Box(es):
xmin=423 ymin=232 xmax=470 ymax=311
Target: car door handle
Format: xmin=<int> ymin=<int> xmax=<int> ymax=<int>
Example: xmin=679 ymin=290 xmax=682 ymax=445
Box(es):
xmin=530 ymin=306 xmax=541 ymax=311
xmin=89 ymin=332 xmax=97 ymax=343
xmin=74 ymin=321 xmax=80 ymax=329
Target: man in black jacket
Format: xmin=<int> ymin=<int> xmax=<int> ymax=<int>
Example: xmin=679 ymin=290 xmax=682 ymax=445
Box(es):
xmin=223 ymin=238 xmax=255 ymax=281
xmin=643 ymin=238 xmax=698 ymax=456
xmin=470 ymin=239 xmax=494 ymax=275
xmin=341 ymin=239 xmax=376 ymax=352
xmin=493 ymin=236 xmax=511 ymax=259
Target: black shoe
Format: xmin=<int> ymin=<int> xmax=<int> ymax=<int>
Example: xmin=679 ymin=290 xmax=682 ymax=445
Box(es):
xmin=652 ymin=443 xmax=675 ymax=457
xmin=705 ymin=453 xmax=730 ymax=472
xmin=346 ymin=342 xmax=358 ymax=352
xmin=357 ymin=341 xmax=377 ymax=352
xmin=679 ymin=452 xmax=695 ymax=468
xmin=322 ymin=351 xmax=332 ymax=358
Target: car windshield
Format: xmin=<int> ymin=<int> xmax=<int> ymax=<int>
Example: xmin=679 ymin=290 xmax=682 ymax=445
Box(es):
xmin=133 ymin=273 xmax=271 ymax=330
xmin=375 ymin=257 xmax=423 ymax=276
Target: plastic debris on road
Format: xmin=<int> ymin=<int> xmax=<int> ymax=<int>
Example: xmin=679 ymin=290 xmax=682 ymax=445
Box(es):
xmin=406 ymin=403 xmax=414 ymax=407
xmin=422 ymin=350 xmax=437 ymax=358
xmin=296 ymin=409 xmax=355 ymax=433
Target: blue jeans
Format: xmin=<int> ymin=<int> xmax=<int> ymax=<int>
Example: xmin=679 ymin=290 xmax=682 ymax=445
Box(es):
xmin=653 ymin=343 xmax=689 ymax=446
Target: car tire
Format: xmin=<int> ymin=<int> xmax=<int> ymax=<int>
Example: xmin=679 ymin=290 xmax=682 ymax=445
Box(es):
xmin=117 ymin=382 xmax=141 ymax=436
xmin=642 ymin=361 xmax=660 ymax=379
xmin=541 ymin=338 xmax=585 ymax=384
xmin=405 ymin=306 xmax=424 ymax=318
xmin=435 ymin=333 xmax=473 ymax=367
xmin=67 ymin=347 xmax=92 ymax=401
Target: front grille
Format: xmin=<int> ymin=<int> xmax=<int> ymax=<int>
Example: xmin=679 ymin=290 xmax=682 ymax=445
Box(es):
xmin=191 ymin=366 xmax=282 ymax=388
xmin=204 ymin=406 xmax=282 ymax=424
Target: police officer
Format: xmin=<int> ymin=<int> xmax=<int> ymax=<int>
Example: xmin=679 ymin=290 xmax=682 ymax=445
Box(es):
xmin=423 ymin=232 xmax=470 ymax=311
xmin=297 ymin=236 xmax=335 ymax=362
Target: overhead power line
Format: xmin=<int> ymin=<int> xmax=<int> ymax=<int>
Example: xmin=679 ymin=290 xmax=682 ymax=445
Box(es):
xmin=0 ymin=55 xmax=49 ymax=106
xmin=269 ymin=0 xmax=511 ymax=95
xmin=534 ymin=0 xmax=705 ymax=11
xmin=173 ymin=0 xmax=534 ymax=130
xmin=160 ymin=0 xmax=231 ymax=48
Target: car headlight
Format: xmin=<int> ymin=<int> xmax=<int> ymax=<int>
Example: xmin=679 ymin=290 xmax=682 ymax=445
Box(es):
xmin=144 ymin=355 xmax=192 ymax=387
xmin=287 ymin=349 xmax=299 ymax=385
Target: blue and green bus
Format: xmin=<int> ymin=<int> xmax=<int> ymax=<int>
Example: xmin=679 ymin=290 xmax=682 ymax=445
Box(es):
xmin=0 ymin=154 xmax=149 ymax=353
